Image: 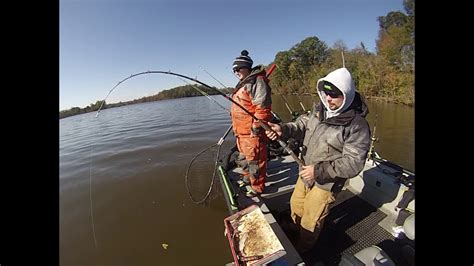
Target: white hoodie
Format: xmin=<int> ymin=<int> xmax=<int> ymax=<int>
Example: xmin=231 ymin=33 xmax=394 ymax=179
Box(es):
xmin=316 ymin=68 xmax=355 ymax=119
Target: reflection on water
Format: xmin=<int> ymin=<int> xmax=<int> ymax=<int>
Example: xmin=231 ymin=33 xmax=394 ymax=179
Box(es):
xmin=60 ymin=94 xmax=414 ymax=265
xmin=60 ymin=97 xmax=235 ymax=266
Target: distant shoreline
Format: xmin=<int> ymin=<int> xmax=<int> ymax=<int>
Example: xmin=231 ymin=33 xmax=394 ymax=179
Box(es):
xmin=59 ymin=85 xmax=231 ymax=119
xmin=59 ymin=92 xmax=413 ymax=120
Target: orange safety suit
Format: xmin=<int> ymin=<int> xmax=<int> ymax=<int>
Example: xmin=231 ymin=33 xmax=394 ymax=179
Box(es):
xmin=231 ymin=65 xmax=272 ymax=193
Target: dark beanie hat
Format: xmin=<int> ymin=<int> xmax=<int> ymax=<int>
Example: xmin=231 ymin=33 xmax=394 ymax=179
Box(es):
xmin=232 ymin=50 xmax=253 ymax=71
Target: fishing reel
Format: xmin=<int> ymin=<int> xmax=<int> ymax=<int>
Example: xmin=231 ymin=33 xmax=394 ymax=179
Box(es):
xmin=267 ymin=137 xmax=300 ymax=159
xmin=267 ymin=111 xmax=301 ymax=159
xmin=290 ymin=111 xmax=300 ymax=122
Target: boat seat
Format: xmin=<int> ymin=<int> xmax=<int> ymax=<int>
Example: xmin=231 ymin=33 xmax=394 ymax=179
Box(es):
xmin=353 ymin=246 xmax=395 ymax=266
xmin=338 ymin=246 xmax=395 ymax=266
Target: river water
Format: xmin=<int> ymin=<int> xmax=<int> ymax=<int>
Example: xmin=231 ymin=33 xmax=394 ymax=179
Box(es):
xmin=59 ymin=95 xmax=414 ymax=265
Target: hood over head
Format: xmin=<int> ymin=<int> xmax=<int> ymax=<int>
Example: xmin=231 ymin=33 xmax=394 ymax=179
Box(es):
xmin=316 ymin=68 xmax=355 ymax=118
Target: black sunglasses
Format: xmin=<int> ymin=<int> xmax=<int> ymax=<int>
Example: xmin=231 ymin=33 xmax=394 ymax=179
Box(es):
xmin=233 ymin=67 xmax=242 ymax=73
xmin=323 ymin=84 xmax=342 ymax=98
xmin=324 ymin=89 xmax=342 ymax=98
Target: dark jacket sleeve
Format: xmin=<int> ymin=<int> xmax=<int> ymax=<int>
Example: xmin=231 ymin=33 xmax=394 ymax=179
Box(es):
xmin=314 ymin=116 xmax=371 ymax=184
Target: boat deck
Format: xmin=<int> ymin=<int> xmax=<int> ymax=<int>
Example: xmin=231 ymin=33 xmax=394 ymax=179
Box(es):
xmin=223 ymin=155 xmax=303 ymax=265
xmin=220 ymin=155 xmax=413 ymax=265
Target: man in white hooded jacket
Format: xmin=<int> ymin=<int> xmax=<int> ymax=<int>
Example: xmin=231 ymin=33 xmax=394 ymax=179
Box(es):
xmin=265 ymin=67 xmax=371 ymax=253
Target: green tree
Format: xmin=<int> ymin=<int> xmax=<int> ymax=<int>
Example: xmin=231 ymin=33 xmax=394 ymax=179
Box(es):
xmin=290 ymin=36 xmax=330 ymax=70
xmin=376 ymin=0 xmax=414 ymax=72
xmin=377 ymin=11 xmax=407 ymax=30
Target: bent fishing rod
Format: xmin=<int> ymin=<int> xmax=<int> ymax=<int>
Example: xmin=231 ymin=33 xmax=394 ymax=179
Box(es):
xmin=202 ymin=66 xmax=303 ymax=166
xmin=96 ymin=68 xmax=304 ymax=166
xmin=95 ymin=70 xmax=232 ymax=116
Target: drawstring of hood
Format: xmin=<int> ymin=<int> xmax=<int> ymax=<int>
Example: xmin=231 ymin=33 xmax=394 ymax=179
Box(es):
xmin=316 ymin=68 xmax=355 ymax=119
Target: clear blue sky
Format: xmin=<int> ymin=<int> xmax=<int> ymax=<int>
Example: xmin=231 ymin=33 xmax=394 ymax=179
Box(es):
xmin=60 ymin=0 xmax=405 ymax=111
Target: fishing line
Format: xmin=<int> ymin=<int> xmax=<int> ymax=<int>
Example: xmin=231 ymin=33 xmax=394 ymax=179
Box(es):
xmin=184 ymin=125 xmax=232 ymax=204
xmin=178 ymin=74 xmax=232 ymax=204
xmin=92 ymin=69 xmax=304 ymax=204
xmin=200 ymin=66 xmax=230 ymax=89
xmin=89 ymin=71 xmax=184 ymax=249
xmin=95 ymin=70 xmax=227 ymax=116
xmin=177 ymin=77 xmax=230 ymax=114
xmin=92 ymin=70 xmax=236 ymax=212
xmin=88 ymin=135 xmax=98 ymax=248
xmin=184 ymin=142 xmax=221 ymax=204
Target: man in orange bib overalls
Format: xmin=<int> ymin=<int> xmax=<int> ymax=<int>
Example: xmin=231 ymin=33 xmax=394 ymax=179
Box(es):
xmin=231 ymin=50 xmax=272 ymax=197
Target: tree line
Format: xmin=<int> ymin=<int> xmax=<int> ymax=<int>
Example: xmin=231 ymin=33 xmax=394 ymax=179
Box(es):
xmin=268 ymin=0 xmax=414 ymax=107
xmin=60 ymin=0 xmax=414 ymax=119
xmin=59 ymin=84 xmax=231 ymax=119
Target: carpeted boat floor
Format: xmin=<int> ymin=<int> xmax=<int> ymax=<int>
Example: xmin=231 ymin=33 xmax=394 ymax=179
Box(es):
xmin=275 ymin=189 xmax=412 ymax=265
